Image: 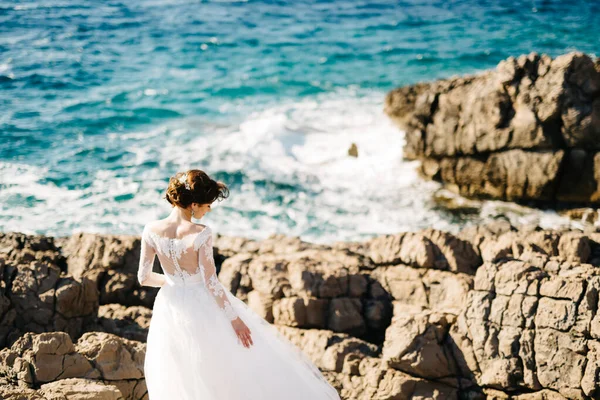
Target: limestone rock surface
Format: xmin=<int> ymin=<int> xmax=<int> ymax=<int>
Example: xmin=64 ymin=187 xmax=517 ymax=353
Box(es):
xmin=3 ymin=225 xmax=600 ymax=399
xmin=385 ymin=52 xmax=600 ymax=204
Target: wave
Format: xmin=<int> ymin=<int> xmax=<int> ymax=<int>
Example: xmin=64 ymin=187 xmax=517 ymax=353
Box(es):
xmin=0 ymin=91 xmax=576 ymax=241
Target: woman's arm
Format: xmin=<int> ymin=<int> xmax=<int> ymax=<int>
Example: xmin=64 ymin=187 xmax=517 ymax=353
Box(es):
xmin=137 ymin=225 xmax=166 ymax=287
xmin=198 ymin=227 xmax=253 ymax=348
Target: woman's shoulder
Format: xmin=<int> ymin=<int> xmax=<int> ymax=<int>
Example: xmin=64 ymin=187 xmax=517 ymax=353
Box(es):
xmin=143 ymin=220 xmax=210 ymax=236
xmin=195 ymin=224 xmax=212 ymax=238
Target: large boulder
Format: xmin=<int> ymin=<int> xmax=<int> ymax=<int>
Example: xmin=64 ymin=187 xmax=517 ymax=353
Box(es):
xmin=385 ymin=52 xmax=600 ymax=204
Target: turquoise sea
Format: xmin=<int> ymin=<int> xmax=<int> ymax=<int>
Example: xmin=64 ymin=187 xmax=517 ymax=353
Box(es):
xmin=2 ymin=0 xmax=599 ymax=243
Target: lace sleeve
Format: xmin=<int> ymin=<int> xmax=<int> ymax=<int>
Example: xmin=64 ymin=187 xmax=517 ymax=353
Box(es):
xmin=198 ymin=227 xmax=239 ymax=321
xmin=137 ymin=225 xmax=166 ymax=287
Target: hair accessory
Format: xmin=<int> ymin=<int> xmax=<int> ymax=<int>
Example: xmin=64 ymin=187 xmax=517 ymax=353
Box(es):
xmin=178 ymin=173 xmax=191 ymax=190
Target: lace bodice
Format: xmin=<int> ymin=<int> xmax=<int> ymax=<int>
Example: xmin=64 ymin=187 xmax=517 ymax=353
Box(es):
xmin=137 ymin=223 xmax=238 ymax=321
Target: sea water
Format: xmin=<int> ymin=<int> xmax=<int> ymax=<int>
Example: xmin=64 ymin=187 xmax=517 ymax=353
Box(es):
xmin=2 ymin=0 xmax=599 ymax=243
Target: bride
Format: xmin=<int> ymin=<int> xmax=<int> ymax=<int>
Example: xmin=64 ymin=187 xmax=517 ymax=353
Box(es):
xmin=137 ymin=169 xmax=341 ymax=399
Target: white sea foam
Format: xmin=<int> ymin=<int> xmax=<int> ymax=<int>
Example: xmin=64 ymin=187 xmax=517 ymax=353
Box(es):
xmin=0 ymin=162 xmax=81 ymax=235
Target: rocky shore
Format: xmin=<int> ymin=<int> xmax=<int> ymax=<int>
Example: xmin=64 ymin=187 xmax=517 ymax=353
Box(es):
xmin=3 ymin=51 xmax=600 ymax=399
xmin=1 ymin=222 xmax=600 ymax=399
xmin=385 ymin=52 xmax=600 ymax=205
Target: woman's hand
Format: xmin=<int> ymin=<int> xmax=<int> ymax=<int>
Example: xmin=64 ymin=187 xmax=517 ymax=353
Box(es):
xmin=231 ymin=317 xmax=253 ymax=348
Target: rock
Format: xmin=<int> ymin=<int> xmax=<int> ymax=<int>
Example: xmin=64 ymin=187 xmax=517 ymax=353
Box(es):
xmin=39 ymin=378 xmax=123 ymax=400
xmin=513 ymin=390 xmax=569 ymax=400
xmin=5 ymin=226 xmax=600 ymax=399
xmin=31 ymin=333 xmax=97 ymax=383
xmin=0 ymin=331 xmax=148 ymax=398
xmin=213 ymin=235 xmax=261 ymax=258
xmin=275 ymin=326 xmax=377 ymax=373
xmin=93 ymin=304 xmax=152 ymax=342
xmin=436 ymin=150 xmax=564 ymax=202
xmin=450 ymin=256 xmax=600 ymax=398
xmin=535 ymin=298 xmax=577 ymax=331
xmin=76 ymin=332 xmax=145 ymax=381
xmin=100 ymin=271 xmax=138 ymax=306
xmin=582 ymin=340 xmax=600 ymax=398
xmin=287 ymin=250 xmax=368 ymax=296
xmin=473 ymin=229 xmax=595 ymax=265
xmin=109 ymin=379 xmax=147 ymax=400
xmin=217 ymin=253 xmax=254 ymax=299
xmin=0 ymin=259 xmax=99 ymax=348
xmin=368 ymin=233 xmax=436 ymax=268
xmin=348 ymin=143 xmax=358 ymax=158
xmin=246 ymin=254 xmax=292 ymax=299
xmin=321 ymin=337 xmax=379 ymax=373
xmin=246 ymin=290 xmax=274 ymax=322
xmin=555 ymin=150 xmax=600 ymax=203
xmin=257 ymin=233 xmax=328 ymax=255
xmin=1 ymin=332 xmax=98 ymax=385
xmin=232 ymin=247 xmax=370 ymax=303
xmin=432 ymin=188 xmax=482 ymax=215
xmin=458 ymin=220 xmax=516 ymax=243
xmin=275 ymin=326 xmax=335 ymax=368
xmin=367 ymin=230 xmax=480 ymax=274
xmin=385 ymin=52 xmax=600 ymax=204
xmin=0 ymin=386 xmax=45 ymax=399
xmin=59 ymin=234 xmax=139 ymax=279
xmin=364 ymin=299 xmax=392 ymax=331
xmin=560 ymin=208 xmax=598 ymax=224
xmin=382 ymin=304 xmax=458 ymax=380
xmin=378 ymin=265 xmax=473 ymax=315
xmin=557 ymin=233 xmax=591 ymax=262
xmin=534 ymin=328 xmax=587 ymax=399
xmin=374 ymin=369 xmax=458 ymax=399
xmin=0 ymin=233 xmax=67 ymax=270
xmin=59 ymin=233 xmax=159 ymax=308
xmin=328 ymin=298 xmax=366 ymax=336
xmin=420 ymin=229 xmax=481 ymax=274
xmin=272 ymin=296 xmax=328 ymax=328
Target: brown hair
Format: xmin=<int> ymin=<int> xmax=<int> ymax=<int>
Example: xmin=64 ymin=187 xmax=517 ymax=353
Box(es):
xmin=164 ymin=169 xmax=230 ymax=208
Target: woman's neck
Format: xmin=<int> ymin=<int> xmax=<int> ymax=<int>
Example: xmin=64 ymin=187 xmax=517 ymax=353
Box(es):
xmin=167 ymin=206 xmax=193 ymax=223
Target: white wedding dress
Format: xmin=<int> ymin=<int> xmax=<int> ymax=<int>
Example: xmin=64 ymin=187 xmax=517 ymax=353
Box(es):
xmin=137 ymin=223 xmax=341 ymax=400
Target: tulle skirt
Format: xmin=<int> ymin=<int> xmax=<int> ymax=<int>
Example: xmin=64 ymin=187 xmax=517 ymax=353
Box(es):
xmin=144 ymin=280 xmax=341 ymax=400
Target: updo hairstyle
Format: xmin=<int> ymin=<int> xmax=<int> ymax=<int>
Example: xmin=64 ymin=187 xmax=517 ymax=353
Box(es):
xmin=164 ymin=169 xmax=229 ymax=208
